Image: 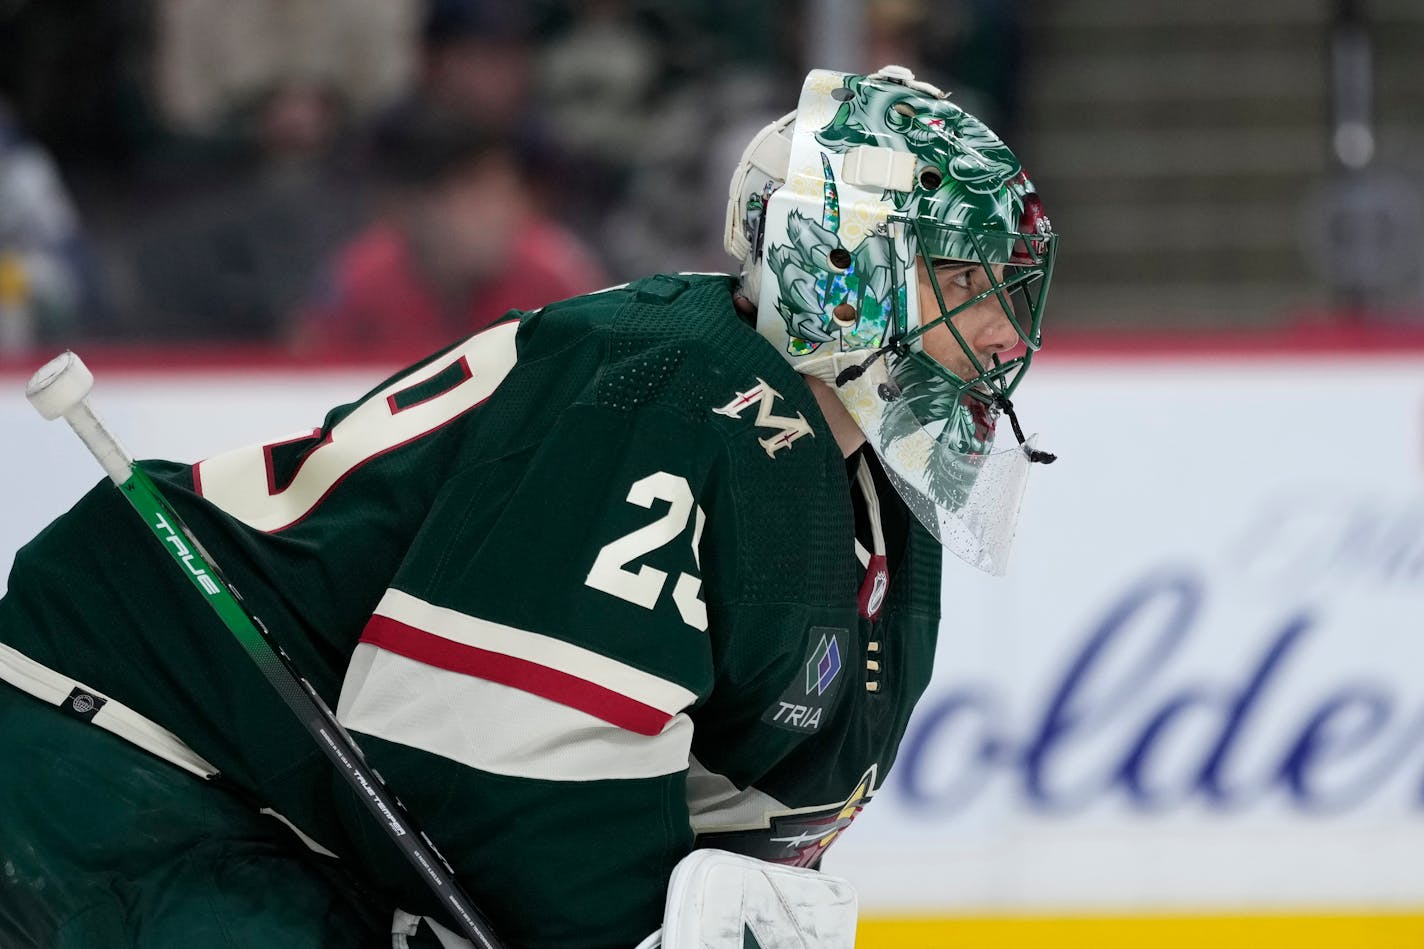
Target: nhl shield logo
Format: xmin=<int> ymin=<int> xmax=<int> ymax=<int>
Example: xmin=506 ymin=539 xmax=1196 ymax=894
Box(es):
xmin=858 ymin=554 xmax=889 ymax=621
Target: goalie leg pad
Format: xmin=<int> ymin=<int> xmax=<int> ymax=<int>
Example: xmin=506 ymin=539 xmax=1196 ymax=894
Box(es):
xmin=654 ymin=848 xmax=858 ymax=949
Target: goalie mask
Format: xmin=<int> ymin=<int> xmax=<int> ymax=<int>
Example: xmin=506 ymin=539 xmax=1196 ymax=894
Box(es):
xmin=724 ymin=66 xmax=1058 ymax=575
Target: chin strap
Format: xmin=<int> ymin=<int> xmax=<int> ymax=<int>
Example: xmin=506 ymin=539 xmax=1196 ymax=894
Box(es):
xmin=834 ymin=342 xmax=1057 ymax=464
xmin=834 ymin=339 xmax=907 ymax=397
xmin=998 ymin=396 xmax=1057 ymax=464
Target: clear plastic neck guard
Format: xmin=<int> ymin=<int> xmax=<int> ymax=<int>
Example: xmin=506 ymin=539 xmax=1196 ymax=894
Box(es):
xmin=801 ymin=353 xmax=1034 ymax=576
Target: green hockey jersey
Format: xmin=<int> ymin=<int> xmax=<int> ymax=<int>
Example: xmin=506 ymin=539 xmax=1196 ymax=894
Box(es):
xmin=0 ymin=274 xmax=942 ymax=947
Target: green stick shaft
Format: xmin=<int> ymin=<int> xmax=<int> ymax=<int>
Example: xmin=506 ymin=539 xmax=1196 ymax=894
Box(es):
xmin=119 ymin=468 xmax=502 ymax=948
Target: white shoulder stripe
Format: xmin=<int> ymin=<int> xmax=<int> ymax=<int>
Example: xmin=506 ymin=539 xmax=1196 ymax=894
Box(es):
xmin=337 ymin=644 xmax=693 ymax=781
xmin=374 ymin=588 xmax=698 ymax=716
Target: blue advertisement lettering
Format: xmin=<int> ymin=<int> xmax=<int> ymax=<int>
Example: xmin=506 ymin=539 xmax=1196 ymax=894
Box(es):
xmin=895 ymin=568 xmax=1424 ymax=818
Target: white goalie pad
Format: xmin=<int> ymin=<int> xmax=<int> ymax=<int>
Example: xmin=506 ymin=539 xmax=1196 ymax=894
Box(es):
xmin=635 ymin=848 xmax=858 ymax=949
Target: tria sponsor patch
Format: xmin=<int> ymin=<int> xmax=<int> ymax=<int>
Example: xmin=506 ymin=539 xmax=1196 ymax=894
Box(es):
xmin=763 ymin=626 xmax=849 ymax=733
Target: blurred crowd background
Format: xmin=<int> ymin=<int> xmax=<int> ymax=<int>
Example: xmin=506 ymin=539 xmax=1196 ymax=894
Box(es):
xmin=0 ymin=0 xmax=1421 ymax=361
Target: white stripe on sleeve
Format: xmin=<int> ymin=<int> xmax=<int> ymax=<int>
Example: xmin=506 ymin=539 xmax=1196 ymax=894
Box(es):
xmin=337 ymin=643 xmax=694 ymax=782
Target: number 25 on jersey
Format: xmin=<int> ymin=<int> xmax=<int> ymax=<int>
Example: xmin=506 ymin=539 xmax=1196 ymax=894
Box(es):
xmin=585 ymin=472 xmax=707 ymax=632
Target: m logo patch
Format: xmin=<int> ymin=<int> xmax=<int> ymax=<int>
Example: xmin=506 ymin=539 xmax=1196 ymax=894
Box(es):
xmin=714 ymin=379 xmax=813 ymax=457
xmin=764 ymin=626 xmax=849 ymax=733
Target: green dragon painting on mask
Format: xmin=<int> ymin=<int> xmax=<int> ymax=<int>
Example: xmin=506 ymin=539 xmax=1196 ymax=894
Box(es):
xmin=765 ymin=72 xmax=1030 ymax=366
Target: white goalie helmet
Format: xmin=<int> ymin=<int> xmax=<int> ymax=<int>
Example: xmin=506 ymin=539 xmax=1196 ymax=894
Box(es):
xmin=724 ymin=65 xmax=1059 ymax=575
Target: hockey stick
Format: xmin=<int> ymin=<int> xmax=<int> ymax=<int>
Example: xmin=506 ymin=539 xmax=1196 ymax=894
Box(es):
xmin=25 ymin=352 xmax=504 ymax=949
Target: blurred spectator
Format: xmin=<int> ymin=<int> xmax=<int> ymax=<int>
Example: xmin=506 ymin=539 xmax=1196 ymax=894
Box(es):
xmin=599 ymin=71 xmax=786 ymax=278
xmin=531 ymin=0 xmax=663 ymax=241
xmin=419 ymin=0 xmax=530 ymax=128
xmin=375 ymin=0 xmax=573 ymax=231
xmin=391 ymin=0 xmax=541 ymax=144
xmin=526 ymin=0 xmax=793 ymax=278
xmin=863 ymin=0 xmax=1024 ymax=140
xmin=153 ymin=0 xmax=420 ymax=141
xmin=121 ymin=80 xmax=364 ymax=341
xmin=0 ymin=0 xmax=155 ymax=178
xmin=0 ymin=98 xmax=107 ymax=353
xmin=292 ymin=105 xmax=608 ymax=359
xmin=69 ymin=0 xmax=423 ymax=343
xmin=535 ymin=0 xmax=660 ymax=170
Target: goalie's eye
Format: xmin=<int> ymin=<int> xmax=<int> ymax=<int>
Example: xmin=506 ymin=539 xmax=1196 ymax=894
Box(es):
xmin=932 ymin=261 xmax=975 ymax=292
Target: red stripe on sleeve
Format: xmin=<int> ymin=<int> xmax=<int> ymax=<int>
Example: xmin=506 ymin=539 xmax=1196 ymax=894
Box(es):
xmin=359 ymin=615 xmax=674 ymax=737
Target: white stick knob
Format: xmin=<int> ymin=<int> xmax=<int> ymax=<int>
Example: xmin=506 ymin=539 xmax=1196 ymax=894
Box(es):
xmin=26 ymin=351 xmax=94 ymax=420
xmin=25 ymin=350 xmax=133 ymax=485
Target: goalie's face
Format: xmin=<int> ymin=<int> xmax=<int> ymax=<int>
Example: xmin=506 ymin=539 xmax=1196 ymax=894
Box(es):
xmin=914 ymin=258 xmax=1020 ymax=387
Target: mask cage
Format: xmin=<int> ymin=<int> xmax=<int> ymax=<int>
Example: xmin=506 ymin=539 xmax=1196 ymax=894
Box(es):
xmin=891 ymin=216 xmax=1057 ymax=407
